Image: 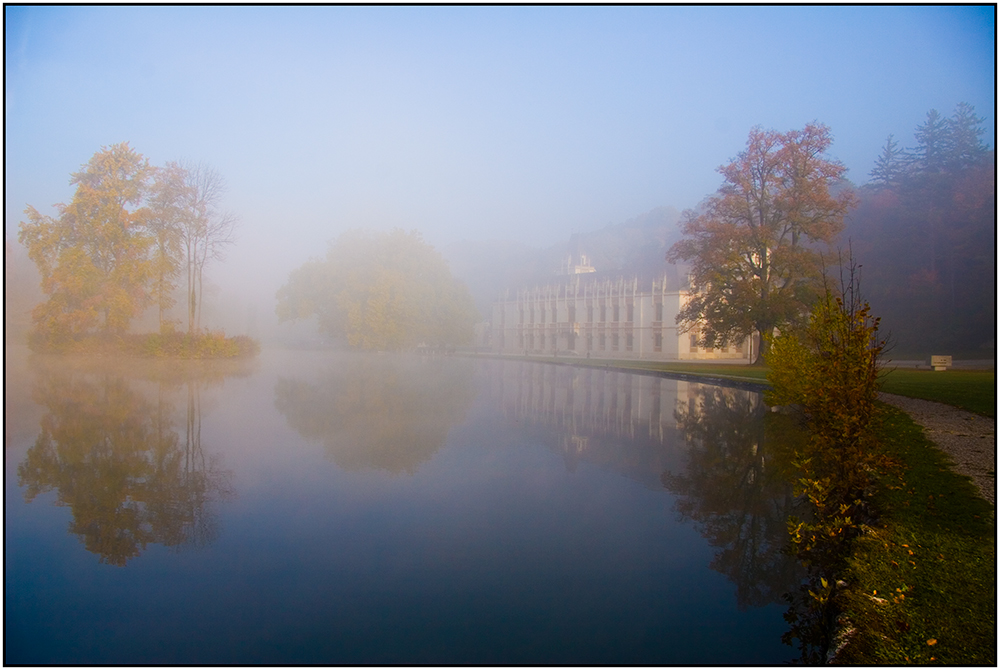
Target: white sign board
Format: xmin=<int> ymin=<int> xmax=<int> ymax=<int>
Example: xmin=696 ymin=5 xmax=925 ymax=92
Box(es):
xmin=931 ymin=355 xmax=952 ymax=371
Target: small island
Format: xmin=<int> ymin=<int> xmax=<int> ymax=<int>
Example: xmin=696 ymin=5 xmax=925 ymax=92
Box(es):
xmin=17 ymin=143 xmax=258 ymax=359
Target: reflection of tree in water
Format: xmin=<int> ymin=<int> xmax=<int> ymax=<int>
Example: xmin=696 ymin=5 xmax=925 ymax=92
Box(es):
xmin=17 ymin=369 xmax=233 ymax=566
xmin=275 ymin=356 xmax=476 ymax=475
xmin=661 ymin=386 xmax=804 ymax=609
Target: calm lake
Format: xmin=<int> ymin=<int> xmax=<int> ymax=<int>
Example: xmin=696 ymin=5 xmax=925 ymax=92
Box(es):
xmin=5 ymin=346 xmax=803 ymax=664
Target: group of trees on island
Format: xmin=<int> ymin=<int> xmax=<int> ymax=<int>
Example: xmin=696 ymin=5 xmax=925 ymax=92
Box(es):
xmin=17 ymin=142 xmax=237 ymax=347
xmin=670 ymin=102 xmax=992 ymax=360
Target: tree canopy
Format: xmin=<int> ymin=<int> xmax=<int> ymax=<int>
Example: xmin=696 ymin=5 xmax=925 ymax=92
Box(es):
xmin=17 ymin=144 xmax=237 ymax=345
xmin=667 ymin=124 xmax=855 ymax=361
xmin=19 ymin=143 xmax=155 ymax=338
xmin=276 ymin=228 xmax=479 ymax=351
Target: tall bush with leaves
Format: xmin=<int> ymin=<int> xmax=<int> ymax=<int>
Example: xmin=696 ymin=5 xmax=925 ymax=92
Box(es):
xmin=767 ymin=258 xmax=887 ymax=502
xmin=767 ymin=255 xmax=889 ymax=661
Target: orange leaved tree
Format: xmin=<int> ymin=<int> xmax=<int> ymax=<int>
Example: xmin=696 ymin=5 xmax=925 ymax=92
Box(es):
xmin=668 ymin=123 xmax=856 ymax=363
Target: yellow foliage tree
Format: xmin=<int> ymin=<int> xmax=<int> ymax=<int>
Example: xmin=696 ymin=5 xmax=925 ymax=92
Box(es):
xmin=277 ymin=229 xmax=479 ymax=350
xmin=18 ymin=143 xmax=155 ymax=340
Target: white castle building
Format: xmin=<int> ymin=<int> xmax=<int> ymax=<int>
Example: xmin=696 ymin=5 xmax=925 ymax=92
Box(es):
xmin=490 ymin=253 xmax=752 ymax=362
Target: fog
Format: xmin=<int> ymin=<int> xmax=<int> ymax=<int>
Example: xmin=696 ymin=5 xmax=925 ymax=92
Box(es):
xmin=5 ymin=6 xmax=995 ymax=346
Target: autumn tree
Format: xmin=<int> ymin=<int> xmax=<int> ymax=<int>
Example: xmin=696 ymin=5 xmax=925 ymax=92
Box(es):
xmin=147 ymin=163 xmax=187 ymax=330
xmin=176 ymin=162 xmax=237 ymax=334
xmin=18 ymin=143 xmax=155 ymax=340
xmin=149 ymin=161 xmax=237 ymax=334
xmin=17 ymin=146 xmax=239 ymax=345
xmin=667 ymin=124 xmax=855 ymax=362
xmin=276 ymin=228 xmax=479 ymax=350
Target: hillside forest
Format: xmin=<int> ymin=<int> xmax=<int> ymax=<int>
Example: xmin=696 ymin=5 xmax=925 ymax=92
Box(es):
xmin=844 ymin=103 xmax=994 ymax=357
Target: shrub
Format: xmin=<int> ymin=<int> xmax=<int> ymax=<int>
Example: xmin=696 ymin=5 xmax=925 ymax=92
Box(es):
xmin=767 ymin=255 xmax=889 ymax=661
xmin=767 ymin=260 xmax=888 ymax=500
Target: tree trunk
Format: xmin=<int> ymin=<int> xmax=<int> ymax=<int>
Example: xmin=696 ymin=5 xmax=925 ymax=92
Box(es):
xmin=753 ymin=324 xmax=773 ymax=365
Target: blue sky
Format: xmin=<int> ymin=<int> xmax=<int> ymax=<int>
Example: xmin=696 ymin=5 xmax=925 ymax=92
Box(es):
xmin=5 ymin=5 xmax=995 ymax=300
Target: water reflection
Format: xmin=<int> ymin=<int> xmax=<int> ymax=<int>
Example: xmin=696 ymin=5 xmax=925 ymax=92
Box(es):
xmin=16 ymin=359 xmax=237 ymax=566
xmin=662 ymin=386 xmax=804 ymax=609
xmin=490 ymin=363 xmax=689 ymax=488
xmin=491 ymin=361 xmax=803 ymax=609
xmin=274 ymin=355 xmax=476 ymax=475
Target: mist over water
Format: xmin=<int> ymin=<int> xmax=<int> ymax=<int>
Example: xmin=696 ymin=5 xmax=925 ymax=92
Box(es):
xmin=7 ymin=346 xmax=803 ymax=664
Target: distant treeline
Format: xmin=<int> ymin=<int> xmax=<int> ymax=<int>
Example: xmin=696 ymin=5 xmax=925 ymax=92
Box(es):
xmin=845 ymin=103 xmax=994 ymax=356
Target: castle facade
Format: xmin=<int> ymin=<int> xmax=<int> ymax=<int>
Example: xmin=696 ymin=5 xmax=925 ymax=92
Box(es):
xmin=491 ymin=274 xmax=751 ymax=362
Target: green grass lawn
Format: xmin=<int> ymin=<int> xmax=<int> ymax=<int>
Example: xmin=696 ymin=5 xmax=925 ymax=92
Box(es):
xmin=880 ymin=368 xmax=996 ymax=418
xmin=835 ymin=405 xmax=996 ymax=665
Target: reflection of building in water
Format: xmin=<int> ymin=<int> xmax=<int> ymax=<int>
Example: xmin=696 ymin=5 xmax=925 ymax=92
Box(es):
xmin=490 ymin=361 xmax=761 ymax=489
xmin=491 ymin=254 xmax=751 ymax=361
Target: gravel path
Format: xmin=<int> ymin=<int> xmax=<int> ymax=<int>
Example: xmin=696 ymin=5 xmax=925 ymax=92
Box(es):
xmin=879 ymin=393 xmax=996 ymax=505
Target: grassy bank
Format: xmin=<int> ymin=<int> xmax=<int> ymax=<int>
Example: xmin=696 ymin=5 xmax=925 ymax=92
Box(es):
xmin=496 ymin=356 xmax=994 ymax=417
xmin=27 ymin=331 xmax=260 ymax=359
xmin=497 ymin=355 xmax=771 ymax=384
xmin=835 ymin=404 xmax=996 ymax=664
